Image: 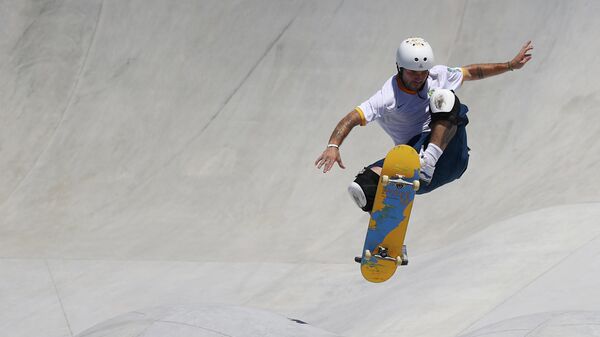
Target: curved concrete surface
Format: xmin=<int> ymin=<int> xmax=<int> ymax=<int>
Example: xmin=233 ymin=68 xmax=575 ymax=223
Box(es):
xmin=74 ymin=305 xmax=340 ymax=337
xmin=460 ymin=311 xmax=600 ymax=337
xmin=1 ymin=1 xmax=600 ymax=337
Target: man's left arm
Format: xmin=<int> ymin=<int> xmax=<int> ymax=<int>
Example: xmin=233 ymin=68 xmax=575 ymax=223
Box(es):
xmin=462 ymin=41 xmax=533 ymax=81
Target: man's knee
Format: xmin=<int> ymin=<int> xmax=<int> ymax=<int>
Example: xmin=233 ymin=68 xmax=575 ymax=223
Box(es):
xmin=348 ymin=168 xmax=380 ymax=212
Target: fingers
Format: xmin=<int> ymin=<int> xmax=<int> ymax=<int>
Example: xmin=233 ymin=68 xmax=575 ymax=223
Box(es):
xmin=521 ymin=41 xmax=534 ymax=56
xmin=520 ymin=55 xmax=532 ymax=65
xmin=320 ymin=158 xmax=335 ymax=173
xmin=512 ymin=41 xmax=533 ymax=69
xmin=315 ymin=149 xmax=345 ymax=173
xmin=314 ymin=154 xmax=324 ymax=167
xmin=315 ymin=151 xmax=333 ymax=173
xmin=324 ymin=161 xmax=334 ymax=173
xmin=316 ymin=157 xmax=330 ymax=172
xmin=321 ymin=157 xmax=344 ymax=173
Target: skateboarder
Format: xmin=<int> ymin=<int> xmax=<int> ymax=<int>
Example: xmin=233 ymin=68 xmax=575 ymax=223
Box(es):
xmin=315 ymin=37 xmax=533 ymax=212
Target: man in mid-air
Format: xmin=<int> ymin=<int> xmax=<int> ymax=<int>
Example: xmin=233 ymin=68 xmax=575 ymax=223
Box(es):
xmin=315 ymin=37 xmax=533 ymax=212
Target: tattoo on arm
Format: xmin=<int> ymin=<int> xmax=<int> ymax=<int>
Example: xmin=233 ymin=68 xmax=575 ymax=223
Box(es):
xmin=476 ymin=66 xmax=485 ymax=79
xmin=465 ymin=63 xmax=512 ymax=81
xmin=329 ymin=111 xmax=361 ymax=145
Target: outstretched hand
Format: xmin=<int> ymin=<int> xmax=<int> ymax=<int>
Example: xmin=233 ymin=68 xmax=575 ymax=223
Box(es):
xmin=510 ymin=41 xmax=533 ymax=70
xmin=315 ymin=147 xmax=345 ymax=173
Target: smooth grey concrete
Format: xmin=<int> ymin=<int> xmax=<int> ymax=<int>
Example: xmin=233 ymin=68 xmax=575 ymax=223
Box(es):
xmin=1 ymin=1 xmax=600 ymax=337
xmin=461 ymin=311 xmax=600 ymax=337
xmin=75 ymin=305 xmax=340 ymax=337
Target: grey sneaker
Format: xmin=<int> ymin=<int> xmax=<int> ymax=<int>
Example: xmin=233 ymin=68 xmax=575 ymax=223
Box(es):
xmin=347 ymin=182 xmax=367 ymax=209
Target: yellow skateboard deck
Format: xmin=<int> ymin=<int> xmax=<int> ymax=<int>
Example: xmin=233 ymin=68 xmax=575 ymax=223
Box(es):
xmin=357 ymin=145 xmax=420 ymax=283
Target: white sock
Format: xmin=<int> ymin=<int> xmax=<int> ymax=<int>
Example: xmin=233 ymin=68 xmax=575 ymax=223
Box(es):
xmin=423 ymin=143 xmax=443 ymax=166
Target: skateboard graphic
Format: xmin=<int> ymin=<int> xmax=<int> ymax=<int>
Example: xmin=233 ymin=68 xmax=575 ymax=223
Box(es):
xmin=355 ymin=145 xmax=420 ymax=283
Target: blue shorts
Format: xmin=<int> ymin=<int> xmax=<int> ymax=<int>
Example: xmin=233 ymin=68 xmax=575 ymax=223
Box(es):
xmin=367 ymin=104 xmax=470 ymax=195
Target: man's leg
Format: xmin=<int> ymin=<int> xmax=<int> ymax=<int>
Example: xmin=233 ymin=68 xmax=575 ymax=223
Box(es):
xmin=417 ymin=90 xmax=471 ymax=194
xmin=348 ymin=159 xmax=384 ymax=212
xmin=369 ymin=166 xmax=382 ymax=175
xmin=417 ymin=122 xmax=469 ymax=194
xmin=420 ymin=90 xmax=463 ymax=184
xmin=429 ymin=120 xmax=457 ymax=151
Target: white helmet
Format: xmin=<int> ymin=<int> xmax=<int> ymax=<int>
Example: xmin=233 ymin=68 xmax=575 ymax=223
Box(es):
xmin=396 ymin=37 xmax=435 ymax=71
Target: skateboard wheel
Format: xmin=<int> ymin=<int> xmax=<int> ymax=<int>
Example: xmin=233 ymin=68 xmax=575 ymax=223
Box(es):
xmin=365 ymin=250 xmax=372 ymax=259
xmin=381 ymin=175 xmax=389 ymax=186
xmin=396 ymin=256 xmax=403 ymax=266
xmin=354 ymin=257 xmax=362 ymax=264
xmin=412 ymin=180 xmax=420 ymax=191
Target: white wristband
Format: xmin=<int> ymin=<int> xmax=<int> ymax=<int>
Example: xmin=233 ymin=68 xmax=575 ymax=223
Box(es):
xmin=327 ymin=144 xmax=339 ymax=149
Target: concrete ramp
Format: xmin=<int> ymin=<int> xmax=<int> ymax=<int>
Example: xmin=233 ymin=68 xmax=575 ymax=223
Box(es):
xmin=2 ymin=1 xmax=600 ymax=337
xmin=75 ymin=305 xmax=340 ymax=337
xmin=461 ymin=311 xmax=600 ymax=337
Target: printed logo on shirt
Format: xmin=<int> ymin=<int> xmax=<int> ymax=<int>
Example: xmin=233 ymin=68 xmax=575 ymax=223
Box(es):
xmin=447 ymin=67 xmax=461 ymax=73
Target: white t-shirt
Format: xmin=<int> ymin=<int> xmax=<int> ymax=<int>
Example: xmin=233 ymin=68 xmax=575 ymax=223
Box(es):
xmin=356 ymin=65 xmax=464 ymax=145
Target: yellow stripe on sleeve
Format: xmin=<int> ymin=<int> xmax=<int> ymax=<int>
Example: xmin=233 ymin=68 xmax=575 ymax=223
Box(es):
xmin=355 ymin=107 xmax=367 ymax=126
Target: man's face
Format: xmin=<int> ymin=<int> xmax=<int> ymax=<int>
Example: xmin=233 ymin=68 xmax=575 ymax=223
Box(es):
xmin=401 ymin=69 xmax=429 ymax=91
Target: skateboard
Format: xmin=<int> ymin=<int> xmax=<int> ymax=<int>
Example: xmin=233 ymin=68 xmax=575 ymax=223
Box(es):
xmin=355 ymin=145 xmax=420 ymax=283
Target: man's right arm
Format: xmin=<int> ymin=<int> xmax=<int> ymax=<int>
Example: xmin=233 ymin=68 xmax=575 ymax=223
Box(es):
xmin=315 ymin=109 xmax=363 ymax=173
xmin=328 ymin=109 xmax=363 ymax=146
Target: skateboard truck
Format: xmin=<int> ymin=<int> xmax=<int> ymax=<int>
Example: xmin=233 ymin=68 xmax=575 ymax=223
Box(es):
xmin=355 ymin=245 xmax=409 ymax=266
xmin=381 ymin=175 xmax=420 ymax=191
